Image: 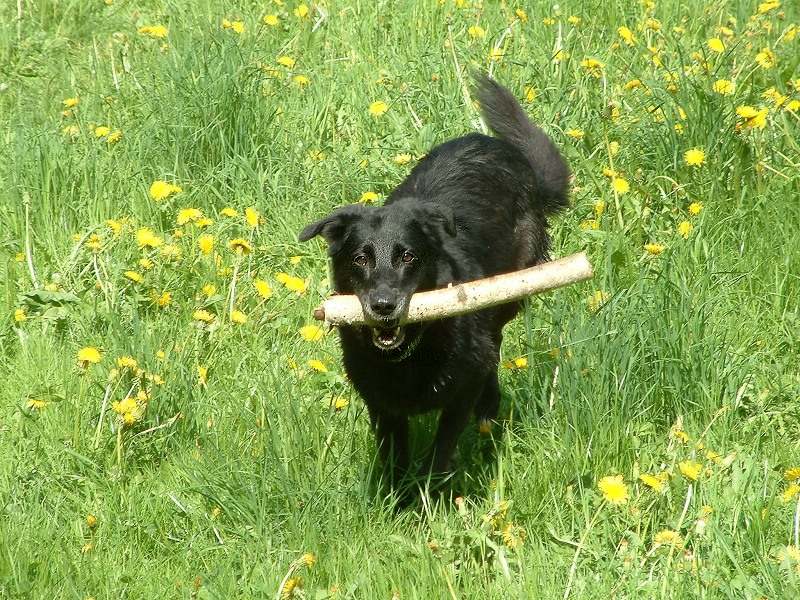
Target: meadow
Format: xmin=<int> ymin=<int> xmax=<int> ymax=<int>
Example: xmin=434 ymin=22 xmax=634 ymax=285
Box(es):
xmin=1 ymin=0 xmax=799 ymax=597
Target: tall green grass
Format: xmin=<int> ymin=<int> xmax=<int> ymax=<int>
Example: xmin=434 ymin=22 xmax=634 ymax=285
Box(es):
xmin=1 ymin=0 xmax=799 ymax=597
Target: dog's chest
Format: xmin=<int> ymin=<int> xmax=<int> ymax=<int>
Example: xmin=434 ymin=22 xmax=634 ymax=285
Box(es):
xmin=345 ymin=354 xmax=472 ymax=416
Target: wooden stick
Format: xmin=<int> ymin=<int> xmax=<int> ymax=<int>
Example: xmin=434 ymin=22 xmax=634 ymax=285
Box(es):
xmin=313 ymin=252 xmax=593 ymax=326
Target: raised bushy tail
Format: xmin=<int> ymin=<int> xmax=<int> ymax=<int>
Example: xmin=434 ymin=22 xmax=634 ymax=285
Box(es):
xmin=474 ymin=73 xmax=570 ymax=215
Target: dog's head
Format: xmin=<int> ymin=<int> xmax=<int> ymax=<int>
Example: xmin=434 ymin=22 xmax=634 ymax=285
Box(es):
xmin=299 ymin=200 xmax=456 ymax=353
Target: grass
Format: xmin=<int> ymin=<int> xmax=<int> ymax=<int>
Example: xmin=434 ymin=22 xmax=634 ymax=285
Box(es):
xmin=1 ymin=0 xmax=799 ymax=597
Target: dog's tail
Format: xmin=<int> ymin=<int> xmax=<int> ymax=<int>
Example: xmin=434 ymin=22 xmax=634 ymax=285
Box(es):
xmin=474 ymin=74 xmax=569 ymax=215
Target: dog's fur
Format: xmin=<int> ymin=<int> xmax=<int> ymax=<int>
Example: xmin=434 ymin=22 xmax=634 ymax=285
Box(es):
xmin=299 ymin=75 xmax=569 ymax=480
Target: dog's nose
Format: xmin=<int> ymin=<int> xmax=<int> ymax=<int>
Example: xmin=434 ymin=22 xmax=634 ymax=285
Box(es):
xmin=370 ymin=295 xmax=397 ymax=316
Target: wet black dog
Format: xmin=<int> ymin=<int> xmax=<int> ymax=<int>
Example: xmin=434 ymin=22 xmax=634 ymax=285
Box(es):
xmin=299 ymin=75 xmax=569 ymax=481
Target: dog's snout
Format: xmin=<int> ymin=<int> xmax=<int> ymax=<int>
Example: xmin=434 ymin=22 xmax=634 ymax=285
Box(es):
xmin=369 ymin=290 xmax=398 ymax=316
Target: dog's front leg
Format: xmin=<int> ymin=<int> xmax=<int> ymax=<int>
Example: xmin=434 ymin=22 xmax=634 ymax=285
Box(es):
xmin=429 ymin=401 xmax=475 ymax=474
xmin=369 ymin=409 xmax=410 ymax=484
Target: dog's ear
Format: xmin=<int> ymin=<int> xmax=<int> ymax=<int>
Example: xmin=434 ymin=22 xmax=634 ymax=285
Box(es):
xmin=421 ymin=205 xmax=457 ymax=237
xmin=298 ymin=205 xmax=366 ymax=255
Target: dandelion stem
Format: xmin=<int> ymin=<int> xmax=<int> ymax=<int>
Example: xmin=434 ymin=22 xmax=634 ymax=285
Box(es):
xmin=228 ymin=258 xmax=241 ymax=319
xmin=563 ymin=501 xmax=604 ymax=599
xmin=23 ymin=193 xmax=39 ymax=288
xmin=660 ymin=483 xmax=693 ymax=599
xmin=93 ymin=383 xmax=113 ymax=449
xmin=794 ymin=493 xmax=800 ymax=548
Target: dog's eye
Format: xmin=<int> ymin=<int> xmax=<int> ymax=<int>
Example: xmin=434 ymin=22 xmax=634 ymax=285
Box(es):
xmin=401 ymin=251 xmax=416 ymax=264
xmin=353 ymin=255 xmax=368 ymax=267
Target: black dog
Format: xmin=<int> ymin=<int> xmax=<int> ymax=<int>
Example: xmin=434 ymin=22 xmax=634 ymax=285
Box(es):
xmin=299 ymin=75 xmax=569 ymax=481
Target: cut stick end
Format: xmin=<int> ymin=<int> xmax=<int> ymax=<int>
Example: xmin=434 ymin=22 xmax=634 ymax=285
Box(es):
xmin=313 ymin=307 xmax=326 ymax=321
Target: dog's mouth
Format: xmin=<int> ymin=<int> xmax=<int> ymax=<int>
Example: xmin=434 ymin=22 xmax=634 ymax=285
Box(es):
xmin=371 ymin=326 xmax=405 ymax=351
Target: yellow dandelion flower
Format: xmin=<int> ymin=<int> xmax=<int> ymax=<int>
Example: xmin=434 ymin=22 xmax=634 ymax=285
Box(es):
xmin=116 ymin=356 xmax=138 ymax=370
xmin=611 ymin=177 xmax=630 ymax=194
xmin=784 ymin=468 xmax=800 ymax=482
xmin=193 ymin=309 xmax=215 ymax=323
xmin=201 ymin=284 xmax=217 ymax=297
xmin=230 ymin=310 xmax=247 ymax=324
xmin=598 ymin=475 xmax=628 ymax=505
xmin=644 ymin=243 xmax=665 ymax=256
xmin=198 ymin=234 xmax=215 ymax=255
xmin=712 ymin=79 xmax=735 ymax=95
xmin=671 ymin=427 xmax=689 ymax=442
xmin=758 ymin=1 xmax=781 ymax=14
xmin=106 ymin=130 xmax=122 ymax=144
xmin=684 ymin=148 xmax=705 ymax=166
xmin=567 ymin=15 xmax=581 ymax=26
xmin=299 ymin=324 xmax=324 ymax=341
xmin=654 ymin=529 xmax=683 ymax=547
xmin=308 ymin=359 xmax=328 ymax=373
xmin=301 ymin=553 xmax=316 ymax=567
xmin=27 ymin=398 xmax=48 ymax=410
xmin=63 ymin=97 xmax=79 ymax=108
xmin=322 ymin=396 xmax=345 ymax=413
xmin=292 ymin=74 xmax=310 ymax=87
xmin=542 ymin=17 xmax=555 ymax=26
xmin=488 ymin=47 xmax=505 ymax=62
xmin=762 ymin=87 xmax=787 ymax=107
xmin=281 ymin=577 xmax=302 ymax=599
xmin=14 ymin=308 xmax=27 ymax=322
xmin=94 ymin=126 xmax=111 ymax=138
xmin=136 ymin=227 xmax=163 ymax=249
xmin=254 ymin=279 xmax=272 ymax=299
xmin=276 ymin=272 xmax=307 ymax=294
xmin=394 ymin=153 xmax=412 ymax=165
xmin=263 ymin=14 xmax=280 ymax=26
xmin=360 ymin=191 xmax=380 ymax=203
xmin=639 ymin=473 xmax=665 ymax=492
xmin=781 ymin=484 xmax=800 ymax=503
xmin=197 ymin=365 xmax=208 ymax=386
xmin=677 ymin=221 xmax=693 ymax=239
xmin=523 ymin=86 xmax=537 ymax=103
xmin=707 ymin=38 xmax=725 ymax=53
xmin=368 ymin=101 xmax=389 ymax=117
xmin=245 ymin=207 xmax=260 ymax=228
xmin=228 ymin=238 xmax=252 ymax=254
xmin=736 ymin=105 xmax=769 ymax=130
xmin=468 ymin=25 xmax=485 ymax=39
xmin=755 ymin=47 xmax=775 ymax=69
xmin=138 ymin=25 xmax=168 ymax=39
xmin=587 ymin=290 xmax=610 ymax=313
xmin=679 ymin=460 xmax=702 ymax=481
xmin=106 ymin=219 xmax=123 ymax=235
xmin=624 ymin=79 xmax=642 ymax=91
xmin=565 ymin=128 xmax=585 ymax=139
xmin=580 ymin=58 xmax=604 ymax=78
xmin=124 ymin=270 xmax=143 ymax=283
xmin=222 ymin=19 xmax=244 ymax=34
xmin=277 ymin=55 xmax=296 ymax=69
xmin=154 ymin=291 xmax=172 ymax=307
xmin=618 ymin=26 xmax=636 ymax=46
xmin=177 ymin=208 xmax=203 ymax=226
xmin=593 ymin=200 xmax=606 ymax=217
xmin=77 ymin=346 xmax=102 ymax=366
xmin=62 ymin=125 xmax=80 ymax=137
xmin=219 ymin=207 xmax=238 ymax=218
xmin=553 ymin=49 xmax=570 ymax=62
xmin=86 ymin=514 xmax=98 ymax=528
xmin=149 ymin=180 xmax=182 ymax=202
xmin=501 ymin=523 xmax=526 ymax=550
xmin=688 ymin=202 xmax=703 ymax=215
xmin=294 ymin=4 xmax=309 ymax=18
xmin=515 ymin=8 xmax=528 ymax=22
xmin=608 ymin=141 xmax=620 ymax=155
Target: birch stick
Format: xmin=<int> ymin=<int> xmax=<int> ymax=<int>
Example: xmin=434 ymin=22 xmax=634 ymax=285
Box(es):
xmin=313 ymin=252 xmax=593 ymax=326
